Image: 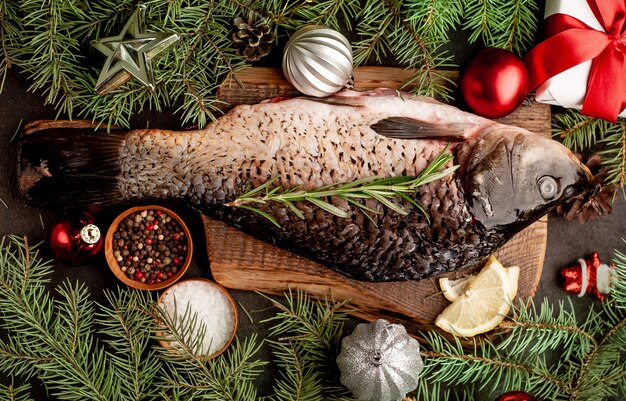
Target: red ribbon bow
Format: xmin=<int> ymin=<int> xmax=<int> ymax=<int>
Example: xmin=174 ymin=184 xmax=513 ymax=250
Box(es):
xmin=525 ymin=0 xmax=626 ymax=122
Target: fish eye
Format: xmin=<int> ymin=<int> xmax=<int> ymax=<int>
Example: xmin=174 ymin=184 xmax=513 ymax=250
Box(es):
xmin=538 ymin=176 xmax=559 ymax=200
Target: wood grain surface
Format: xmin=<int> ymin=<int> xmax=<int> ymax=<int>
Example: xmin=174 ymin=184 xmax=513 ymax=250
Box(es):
xmin=208 ymin=66 xmax=550 ymax=335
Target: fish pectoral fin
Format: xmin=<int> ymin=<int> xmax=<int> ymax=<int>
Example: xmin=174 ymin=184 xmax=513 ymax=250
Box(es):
xmin=370 ymin=117 xmax=466 ymax=141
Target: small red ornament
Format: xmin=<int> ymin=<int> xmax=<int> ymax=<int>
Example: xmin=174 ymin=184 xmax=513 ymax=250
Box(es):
xmin=49 ymin=212 xmax=103 ymax=265
xmin=460 ymin=48 xmax=530 ymax=119
xmin=561 ymin=252 xmax=613 ymax=301
xmin=494 ymin=391 xmax=537 ymax=401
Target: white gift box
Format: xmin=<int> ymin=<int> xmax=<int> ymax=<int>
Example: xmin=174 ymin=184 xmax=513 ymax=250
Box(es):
xmin=534 ymin=0 xmax=626 ymax=117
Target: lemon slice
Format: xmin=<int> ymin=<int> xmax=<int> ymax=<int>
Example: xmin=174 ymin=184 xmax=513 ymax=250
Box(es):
xmin=435 ymin=256 xmax=519 ymax=337
xmin=439 ymin=276 xmax=474 ymax=302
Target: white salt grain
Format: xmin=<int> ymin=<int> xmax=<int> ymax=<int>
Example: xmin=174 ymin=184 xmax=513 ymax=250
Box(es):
xmin=159 ymin=280 xmax=236 ymax=357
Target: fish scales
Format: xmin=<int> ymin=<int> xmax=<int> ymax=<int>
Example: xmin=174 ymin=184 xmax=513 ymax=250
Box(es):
xmin=17 ymin=90 xmax=592 ymax=282
xmin=113 ymin=99 xmax=503 ymax=280
xmin=119 ymin=101 xmax=451 ymax=202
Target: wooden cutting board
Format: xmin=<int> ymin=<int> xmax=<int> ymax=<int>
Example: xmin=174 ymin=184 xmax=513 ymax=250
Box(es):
xmin=206 ymin=66 xmax=550 ymax=335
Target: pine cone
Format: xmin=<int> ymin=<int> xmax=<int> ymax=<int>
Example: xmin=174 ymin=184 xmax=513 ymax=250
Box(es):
xmin=556 ymin=154 xmax=615 ymax=224
xmin=232 ymin=11 xmax=273 ymax=62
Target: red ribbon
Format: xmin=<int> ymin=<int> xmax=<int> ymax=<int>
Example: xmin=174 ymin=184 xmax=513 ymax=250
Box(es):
xmin=525 ymin=0 xmax=626 ymax=122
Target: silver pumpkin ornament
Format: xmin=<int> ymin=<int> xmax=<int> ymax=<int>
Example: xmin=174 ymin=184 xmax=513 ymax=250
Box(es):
xmin=336 ymin=319 xmax=423 ymax=401
xmin=282 ymin=25 xmax=353 ymax=97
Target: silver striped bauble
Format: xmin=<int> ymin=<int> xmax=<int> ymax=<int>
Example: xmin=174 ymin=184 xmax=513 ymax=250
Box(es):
xmin=336 ymin=319 xmax=423 ymax=401
xmin=282 ymin=25 xmax=353 ymax=97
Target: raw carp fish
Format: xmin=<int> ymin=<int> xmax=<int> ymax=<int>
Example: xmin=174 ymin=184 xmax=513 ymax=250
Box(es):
xmin=17 ymin=89 xmax=591 ymax=281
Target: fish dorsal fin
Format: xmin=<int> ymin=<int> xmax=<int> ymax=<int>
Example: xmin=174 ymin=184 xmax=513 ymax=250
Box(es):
xmin=371 ymin=117 xmax=466 ymax=140
xmin=301 ymin=95 xmax=366 ymax=107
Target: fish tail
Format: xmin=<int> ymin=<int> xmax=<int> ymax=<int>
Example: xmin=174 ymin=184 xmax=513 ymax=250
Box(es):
xmin=17 ymin=122 xmax=127 ymax=210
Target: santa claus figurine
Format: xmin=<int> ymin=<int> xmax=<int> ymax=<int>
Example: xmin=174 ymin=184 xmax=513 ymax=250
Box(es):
xmin=561 ymin=252 xmax=613 ymax=301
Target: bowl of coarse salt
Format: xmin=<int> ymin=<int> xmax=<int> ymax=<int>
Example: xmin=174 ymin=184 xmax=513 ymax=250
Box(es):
xmin=157 ymin=278 xmax=238 ymax=359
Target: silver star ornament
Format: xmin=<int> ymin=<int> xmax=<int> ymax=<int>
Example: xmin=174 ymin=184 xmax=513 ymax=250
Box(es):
xmin=91 ymin=6 xmax=179 ymax=94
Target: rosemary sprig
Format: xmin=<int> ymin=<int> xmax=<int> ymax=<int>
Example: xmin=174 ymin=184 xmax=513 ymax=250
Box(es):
xmin=227 ymin=148 xmax=457 ymax=228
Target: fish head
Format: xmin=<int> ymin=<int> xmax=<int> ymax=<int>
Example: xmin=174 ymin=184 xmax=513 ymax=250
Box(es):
xmin=460 ymin=128 xmax=592 ymax=230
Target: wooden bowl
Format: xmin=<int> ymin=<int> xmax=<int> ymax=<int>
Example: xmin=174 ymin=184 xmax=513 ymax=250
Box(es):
xmin=157 ymin=278 xmax=238 ymax=359
xmin=105 ymin=205 xmax=193 ymax=291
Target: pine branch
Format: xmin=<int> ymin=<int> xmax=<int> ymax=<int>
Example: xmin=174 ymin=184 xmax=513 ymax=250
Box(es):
xmin=96 ymin=289 xmax=162 ymax=401
xmin=600 ymin=121 xmax=626 ymax=187
xmin=566 ymin=249 xmax=626 ymax=400
xmin=13 ymin=0 xmax=87 ymax=112
xmin=0 ymin=0 xmax=19 ymax=92
xmin=570 ymin=313 xmax=626 ymax=401
xmin=268 ymin=339 xmax=325 ymax=401
xmin=262 ymin=290 xmax=350 ymax=356
xmin=497 ymin=299 xmax=599 ymax=362
xmin=158 ymin=335 xmax=265 ymax=401
xmin=0 ymin=339 xmax=52 ymax=378
xmin=414 ymin=379 xmax=454 ymax=401
xmin=552 ymin=110 xmax=626 ymax=189
xmin=72 ymin=70 xmax=171 ymax=130
xmin=73 ymin=1 xmax=135 ymax=41
xmin=463 ymin=0 xmax=498 ymax=46
xmin=612 ymin=246 xmax=626 ymax=310
xmin=353 ymin=0 xmax=456 ymax=100
xmin=52 ymin=281 xmax=95 ymax=354
xmin=492 ymin=0 xmax=538 ymax=55
xmin=464 ymin=0 xmax=538 ymax=55
xmin=154 ymin=301 xmax=265 ymax=401
xmin=283 ymin=0 xmax=360 ymax=31
xmin=0 ymin=0 xmax=542 ymax=127
xmin=1 ymin=235 xmax=626 ymax=400
xmin=406 ymin=0 xmax=463 ymax=42
xmin=262 ymin=290 xmax=353 ymax=401
xmin=0 ymin=236 xmax=119 ymax=401
xmin=552 ymin=110 xmax=619 ymax=152
xmin=0 ymin=383 xmax=32 ymax=401
xmin=352 ymin=0 xmax=395 ymax=65
xmin=420 ymin=333 xmax=568 ymax=399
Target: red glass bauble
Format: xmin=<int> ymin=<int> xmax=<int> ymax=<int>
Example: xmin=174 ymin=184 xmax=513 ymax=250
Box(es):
xmin=460 ymin=48 xmax=529 ymax=119
xmin=494 ymin=391 xmax=537 ymax=401
xmin=49 ymin=211 xmax=103 ymax=265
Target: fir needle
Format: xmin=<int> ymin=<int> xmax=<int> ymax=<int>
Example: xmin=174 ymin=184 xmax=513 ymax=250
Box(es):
xmin=425 ymin=289 xmax=445 ymax=300
xmin=0 ymin=198 xmax=7 ymax=209
xmin=10 ymin=119 xmax=23 ymax=142
xmin=38 ymin=213 xmax=45 ymax=231
xmin=237 ymin=301 xmax=255 ymax=325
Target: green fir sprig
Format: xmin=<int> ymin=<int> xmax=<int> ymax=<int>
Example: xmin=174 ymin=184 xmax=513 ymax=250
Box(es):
xmin=0 ymin=383 xmax=32 ymax=401
xmin=153 ymin=299 xmax=266 ymax=401
xmin=0 ymin=235 xmax=266 ymax=401
xmin=261 ymin=290 xmax=354 ymax=401
xmin=0 ymin=0 xmax=19 ymax=93
xmin=1 ymin=234 xmax=626 ymax=400
xmin=0 ymin=0 xmax=539 ymax=128
xmin=228 ymin=148 xmax=457 ymax=227
xmin=599 ymin=121 xmax=626 ymax=189
xmin=552 ymin=109 xmax=626 ymax=188
xmin=463 ymin=0 xmax=538 ymax=55
xmin=416 ymin=295 xmax=626 ymax=401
